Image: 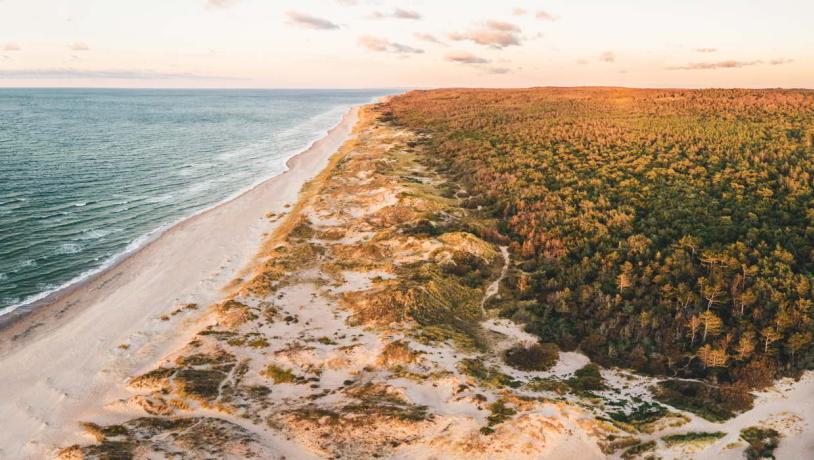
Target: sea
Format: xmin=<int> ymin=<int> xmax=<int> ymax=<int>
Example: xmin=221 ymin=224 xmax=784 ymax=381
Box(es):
xmin=0 ymin=88 xmax=393 ymax=316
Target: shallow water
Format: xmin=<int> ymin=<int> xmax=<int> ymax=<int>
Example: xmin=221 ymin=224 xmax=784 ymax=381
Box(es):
xmin=0 ymin=88 xmax=392 ymax=314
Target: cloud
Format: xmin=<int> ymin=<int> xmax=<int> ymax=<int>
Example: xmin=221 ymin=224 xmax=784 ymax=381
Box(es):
xmin=536 ymin=10 xmax=556 ymax=21
xmin=513 ymin=8 xmax=527 ymax=16
xmin=358 ymin=36 xmax=423 ymax=55
xmin=576 ymin=58 xmax=588 ymax=65
xmin=286 ymin=11 xmax=339 ymax=30
xmin=393 ymin=8 xmax=421 ymax=19
xmin=487 ymin=66 xmax=511 ymax=74
xmin=667 ymin=60 xmax=763 ymax=70
xmin=770 ymin=58 xmax=794 ymax=65
xmin=695 ymin=48 xmax=717 ymax=53
xmin=485 ymin=20 xmax=520 ymax=32
xmin=414 ymin=33 xmax=444 ymax=45
xmin=370 ymin=8 xmax=422 ymax=20
xmin=449 ymin=21 xmax=522 ymax=48
xmin=205 ymin=0 xmax=238 ymax=8
xmin=446 ymin=51 xmax=489 ymax=64
xmin=0 ymin=68 xmax=238 ymax=80
xmin=599 ymin=51 xmax=615 ymax=63
xmin=71 ymin=42 xmax=90 ymax=51
xmin=4 ymin=43 xmax=21 ymax=51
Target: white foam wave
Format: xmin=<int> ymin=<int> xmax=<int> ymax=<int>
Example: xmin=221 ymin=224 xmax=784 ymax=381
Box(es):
xmin=56 ymin=243 xmax=83 ymax=255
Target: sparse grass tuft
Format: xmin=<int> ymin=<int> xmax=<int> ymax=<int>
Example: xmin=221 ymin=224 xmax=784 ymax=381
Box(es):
xmin=480 ymin=398 xmax=517 ymax=435
xmin=262 ymin=364 xmax=301 ymax=384
xmin=458 ymin=358 xmax=519 ymax=388
xmin=661 ymin=431 xmax=726 ymax=447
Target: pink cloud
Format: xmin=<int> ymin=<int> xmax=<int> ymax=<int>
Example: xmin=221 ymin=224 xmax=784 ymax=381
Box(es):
xmin=393 ymin=8 xmax=421 ymax=19
xmin=449 ymin=21 xmax=522 ymax=48
xmin=286 ymin=11 xmax=339 ymax=30
xmin=358 ymin=36 xmax=423 ymax=55
xmin=667 ymin=60 xmax=763 ymax=70
xmin=446 ymin=51 xmax=489 ymax=64
xmin=414 ymin=33 xmax=444 ymax=45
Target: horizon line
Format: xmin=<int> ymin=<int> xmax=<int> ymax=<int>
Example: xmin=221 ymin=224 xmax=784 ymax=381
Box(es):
xmin=0 ymin=85 xmax=813 ymax=91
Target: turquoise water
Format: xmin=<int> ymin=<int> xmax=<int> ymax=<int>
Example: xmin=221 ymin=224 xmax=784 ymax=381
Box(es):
xmin=0 ymin=89 xmax=392 ymax=315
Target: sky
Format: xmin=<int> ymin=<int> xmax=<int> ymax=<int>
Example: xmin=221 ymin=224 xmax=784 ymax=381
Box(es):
xmin=0 ymin=0 xmax=812 ymax=89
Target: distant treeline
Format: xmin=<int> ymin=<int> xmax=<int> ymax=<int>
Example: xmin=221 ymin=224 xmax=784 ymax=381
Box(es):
xmin=387 ymin=88 xmax=814 ymax=387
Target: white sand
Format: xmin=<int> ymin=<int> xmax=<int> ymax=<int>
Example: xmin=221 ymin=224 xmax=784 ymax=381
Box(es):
xmin=0 ymin=107 xmax=359 ymax=459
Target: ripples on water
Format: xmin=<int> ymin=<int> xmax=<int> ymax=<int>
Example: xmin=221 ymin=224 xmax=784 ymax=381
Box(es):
xmin=0 ymin=88 xmax=391 ymax=314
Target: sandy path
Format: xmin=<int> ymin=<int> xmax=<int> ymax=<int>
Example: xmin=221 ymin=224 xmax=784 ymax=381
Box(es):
xmin=0 ymin=107 xmax=359 ymax=459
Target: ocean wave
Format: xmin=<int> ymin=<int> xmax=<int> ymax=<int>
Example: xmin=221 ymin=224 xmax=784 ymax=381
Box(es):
xmin=78 ymin=228 xmax=120 ymax=240
xmin=56 ymin=242 xmax=83 ymax=255
xmin=145 ymin=195 xmax=174 ymax=204
xmin=19 ymin=259 xmax=37 ymax=269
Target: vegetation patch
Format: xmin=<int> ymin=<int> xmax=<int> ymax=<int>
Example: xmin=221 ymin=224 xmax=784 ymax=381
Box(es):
xmin=129 ymin=367 xmax=175 ymax=390
xmin=567 ymin=364 xmax=605 ymax=393
xmin=458 ymin=357 xmax=519 ymax=388
xmin=480 ymin=398 xmax=517 ymax=435
xmin=173 ymin=369 xmax=228 ymax=402
xmin=661 ymin=431 xmax=726 ymax=447
xmin=524 ymin=377 xmax=570 ymax=395
xmin=621 ymin=440 xmax=656 ymax=459
xmin=740 ymin=426 xmax=781 ymax=460
xmin=653 ymin=379 xmax=753 ymax=422
xmin=607 ymin=401 xmax=669 ymax=432
xmin=261 ymin=364 xmax=303 ymax=384
xmin=503 ymin=342 xmax=559 ymax=371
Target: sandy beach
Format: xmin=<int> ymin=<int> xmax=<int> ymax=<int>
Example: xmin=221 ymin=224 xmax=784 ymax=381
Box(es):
xmin=0 ymin=106 xmax=359 ymax=459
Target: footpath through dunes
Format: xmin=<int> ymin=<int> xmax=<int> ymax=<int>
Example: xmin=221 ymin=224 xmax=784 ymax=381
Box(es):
xmin=50 ymin=98 xmax=814 ymax=460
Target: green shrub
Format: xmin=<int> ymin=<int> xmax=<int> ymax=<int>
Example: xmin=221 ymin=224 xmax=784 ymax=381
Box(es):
xmin=567 ymin=364 xmax=605 ymax=392
xmin=503 ymin=342 xmax=559 ymax=371
xmin=653 ymin=379 xmax=753 ymax=422
xmin=740 ymin=426 xmax=780 ymax=460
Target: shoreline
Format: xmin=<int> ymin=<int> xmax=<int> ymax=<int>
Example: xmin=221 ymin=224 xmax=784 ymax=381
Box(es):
xmin=0 ymin=109 xmax=340 ymax=325
xmin=0 ymin=105 xmax=358 ymax=340
xmin=0 ymin=104 xmax=362 ymax=458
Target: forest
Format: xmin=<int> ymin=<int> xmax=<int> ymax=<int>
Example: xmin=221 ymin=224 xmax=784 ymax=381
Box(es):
xmin=386 ymin=87 xmax=814 ymax=388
